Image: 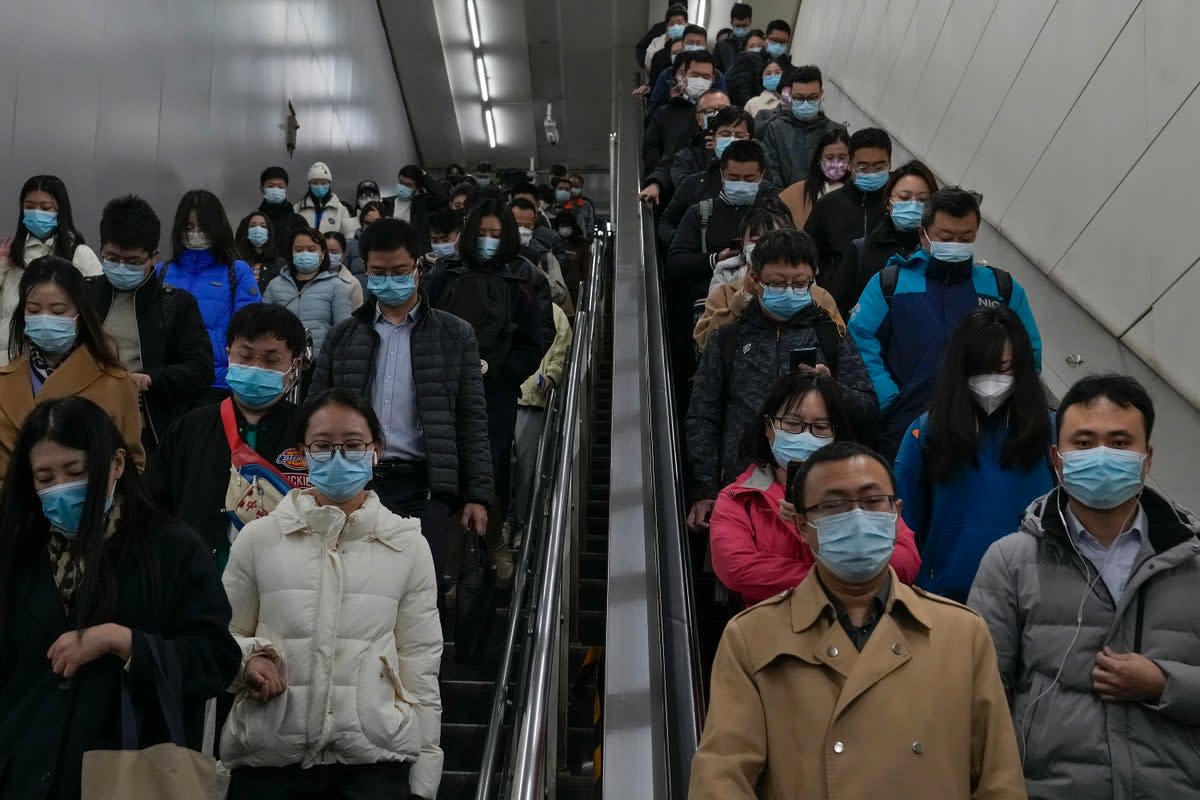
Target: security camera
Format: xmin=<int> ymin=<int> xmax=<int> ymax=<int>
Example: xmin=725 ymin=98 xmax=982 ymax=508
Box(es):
xmin=544 ymin=102 xmax=559 ymax=146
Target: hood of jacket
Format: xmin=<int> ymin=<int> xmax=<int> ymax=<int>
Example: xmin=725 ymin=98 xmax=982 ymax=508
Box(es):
xmin=297 ymin=191 xmax=345 ymax=213
xmin=1019 ymin=486 xmax=1200 ymax=558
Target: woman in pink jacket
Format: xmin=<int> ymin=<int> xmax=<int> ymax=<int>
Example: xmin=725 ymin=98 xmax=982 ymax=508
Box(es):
xmin=710 ymin=371 xmax=921 ymax=606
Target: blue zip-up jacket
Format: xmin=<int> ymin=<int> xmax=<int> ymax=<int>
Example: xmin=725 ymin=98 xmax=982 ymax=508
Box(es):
xmin=158 ymin=249 xmax=259 ymax=389
xmin=894 ymin=411 xmax=1055 ymax=602
xmin=848 ymin=248 xmax=1042 ymax=457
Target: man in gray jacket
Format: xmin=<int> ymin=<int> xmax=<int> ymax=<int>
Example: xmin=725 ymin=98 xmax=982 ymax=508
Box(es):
xmin=311 ymin=218 xmax=493 ymax=589
xmin=970 ymin=373 xmax=1200 ymax=799
xmin=755 ymin=65 xmax=844 ymax=189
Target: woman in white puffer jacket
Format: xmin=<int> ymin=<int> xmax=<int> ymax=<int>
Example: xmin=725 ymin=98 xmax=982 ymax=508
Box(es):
xmin=221 ymin=388 xmax=443 ymax=800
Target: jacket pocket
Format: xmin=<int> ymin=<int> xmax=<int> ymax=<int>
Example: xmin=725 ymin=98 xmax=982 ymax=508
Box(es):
xmin=356 ymin=639 xmax=417 ymax=754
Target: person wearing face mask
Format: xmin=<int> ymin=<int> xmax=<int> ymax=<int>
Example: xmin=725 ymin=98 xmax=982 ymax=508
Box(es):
xmin=310 ymin=218 xmax=494 ymax=599
xmin=257 ymin=166 xmax=294 ymax=227
xmin=777 ymin=127 xmax=851 ymax=230
xmin=221 ymin=389 xmax=442 ymax=799
xmin=830 ymin=160 xmax=939 ymax=316
xmin=725 ymin=18 xmax=792 ymax=106
xmin=565 ymin=173 xmax=597 ymax=240
xmin=743 ymin=56 xmax=786 ymax=120
xmin=691 ymin=441 xmax=1026 ymax=800
xmin=235 ymin=211 xmax=287 ymax=292
xmin=381 ymin=165 xmax=450 ymax=250
xmin=0 ymin=256 xmax=145 ymax=480
xmin=646 ymin=45 xmax=732 ymax=119
xmin=0 ymin=175 xmax=103 ymax=356
xmin=971 ymin=374 xmax=1200 ymax=799
xmin=713 ymin=3 xmax=754 ymax=73
xmin=158 ymin=190 xmax=260 ymax=392
xmin=639 ymin=89 xmax=731 ymax=209
xmin=323 ymin=230 xmax=366 ymax=308
xmin=710 ymin=372 xmax=920 ymax=608
xmin=804 ymin=127 xmax=892 ymax=281
xmin=643 ymin=52 xmax=721 ymax=174
xmin=0 ymin=396 xmax=240 ymax=800
xmin=510 ymin=199 xmax=571 ymax=314
xmin=637 ymin=3 xmax=688 ymax=72
xmin=849 ymin=188 xmax=1041 ymax=459
xmin=647 ymin=24 xmax=721 ymax=101
xmin=85 ymin=196 xmax=214 ymax=455
xmin=146 ymin=304 xmax=310 ymax=572
xmin=294 ymin=161 xmax=360 ymax=238
xmin=473 ymin=160 xmax=496 ymax=188
xmin=893 ymin=308 xmax=1054 ymax=603
xmin=686 ymin=228 xmax=878 ymax=533
xmin=757 ymin=65 xmax=843 ymax=191
xmin=425 ymin=208 xmax=463 ymax=270
xmin=551 ymin=211 xmax=590 ymax=306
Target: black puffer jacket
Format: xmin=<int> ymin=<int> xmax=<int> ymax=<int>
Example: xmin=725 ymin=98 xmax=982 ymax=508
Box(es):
xmin=685 ymin=299 xmax=878 ymax=501
xmin=803 ymin=180 xmax=887 ymax=283
xmin=727 ymin=50 xmax=791 ymax=106
xmin=829 ymin=217 xmax=920 ymax=316
xmin=310 ymin=296 xmax=494 ymax=506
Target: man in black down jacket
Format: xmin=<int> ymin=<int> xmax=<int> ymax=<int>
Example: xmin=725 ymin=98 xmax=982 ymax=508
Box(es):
xmin=725 ymin=19 xmax=792 ymax=105
xmin=310 ymin=218 xmax=493 ymax=588
xmin=87 ymin=195 xmax=214 ymax=455
xmin=381 ymin=164 xmax=450 ymax=252
xmin=643 ymin=53 xmax=722 ymax=175
xmin=685 ymin=228 xmax=878 ymax=531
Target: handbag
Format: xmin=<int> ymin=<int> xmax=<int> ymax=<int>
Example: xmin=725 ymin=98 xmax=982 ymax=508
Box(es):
xmin=220 ymin=398 xmax=293 ymax=530
xmin=455 ymin=534 xmax=496 ymax=663
xmin=82 ymin=638 xmax=220 ymax=800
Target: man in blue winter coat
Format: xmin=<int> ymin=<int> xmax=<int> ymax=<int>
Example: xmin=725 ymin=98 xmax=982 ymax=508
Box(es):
xmin=849 ymin=187 xmax=1042 ymax=458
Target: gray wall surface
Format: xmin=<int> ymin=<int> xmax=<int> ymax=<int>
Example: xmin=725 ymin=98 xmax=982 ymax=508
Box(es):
xmin=0 ymin=0 xmax=417 ymax=244
xmin=792 ymin=0 xmax=1200 ymax=508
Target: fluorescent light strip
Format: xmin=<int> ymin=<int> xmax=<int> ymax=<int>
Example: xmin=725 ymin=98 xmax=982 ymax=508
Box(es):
xmin=486 ymin=108 xmax=497 ymax=148
xmin=697 ymin=0 xmax=707 ymax=30
xmin=467 ymin=0 xmax=481 ymax=49
xmin=476 ymin=55 xmax=489 ymax=102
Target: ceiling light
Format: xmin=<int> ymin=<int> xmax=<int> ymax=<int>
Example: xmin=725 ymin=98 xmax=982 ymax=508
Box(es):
xmin=476 ymin=55 xmax=489 ymax=102
xmin=486 ymin=108 xmax=497 ymax=148
xmin=467 ymin=0 xmax=481 ymax=49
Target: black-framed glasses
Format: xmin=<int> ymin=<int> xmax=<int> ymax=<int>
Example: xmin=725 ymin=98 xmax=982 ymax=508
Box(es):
xmin=803 ymin=494 xmax=897 ymax=517
xmin=100 ymin=252 xmax=156 ymax=267
xmin=304 ymin=440 xmax=374 ymax=463
xmin=768 ymin=416 xmax=834 ymax=437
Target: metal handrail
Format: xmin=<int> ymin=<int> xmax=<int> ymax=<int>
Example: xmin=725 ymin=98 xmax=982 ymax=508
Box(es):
xmin=510 ymin=227 xmax=608 ymax=800
xmin=473 ymin=383 xmax=561 ymax=800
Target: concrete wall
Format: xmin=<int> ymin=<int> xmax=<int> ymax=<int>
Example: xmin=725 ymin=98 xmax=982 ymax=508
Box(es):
xmin=0 ymin=0 xmax=416 ymax=243
xmin=792 ymin=0 xmax=1200 ymax=508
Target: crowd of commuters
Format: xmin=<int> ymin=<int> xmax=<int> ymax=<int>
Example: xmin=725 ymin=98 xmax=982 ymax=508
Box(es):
xmin=633 ymin=6 xmax=1198 ymax=799
xmin=0 ymin=153 xmax=592 ymax=797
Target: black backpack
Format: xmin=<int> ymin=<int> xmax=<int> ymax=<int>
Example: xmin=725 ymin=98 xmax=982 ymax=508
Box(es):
xmin=439 ymin=268 xmax=517 ymax=372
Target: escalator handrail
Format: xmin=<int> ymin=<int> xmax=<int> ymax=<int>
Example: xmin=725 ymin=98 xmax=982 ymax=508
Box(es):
xmin=509 ymin=227 xmax=609 ymax=800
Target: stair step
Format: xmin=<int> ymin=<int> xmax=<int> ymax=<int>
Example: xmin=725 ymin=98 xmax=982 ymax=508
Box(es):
xmin=441 ymin=723 xmax=596 ymax=772
xmin=580 ymin=553 xmax=607 ymax=579
xmin=578 ymin=577 xmax=608 ymax=613
xmin=577 ymin=610 xmax=606 ymax=646
xmin=440 ymin=679 xmax=498 ymax=724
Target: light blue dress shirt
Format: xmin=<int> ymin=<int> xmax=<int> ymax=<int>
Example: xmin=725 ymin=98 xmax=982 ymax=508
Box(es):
xmin=371 ymin=306 xmax=424 ymax=461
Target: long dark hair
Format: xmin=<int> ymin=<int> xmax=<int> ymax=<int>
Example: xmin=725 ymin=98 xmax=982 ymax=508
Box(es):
xmin=804 ymin=128 xmax=852 ymax=209
xmin=0 ymin=397 xmax=165 ymax=629
xmin=459 ymin=198 xmax=522 ymax=267
xmin=12 ymin=175 xmax=83 ymax=268
xmin=234 ymin=211 xmax=279 ymax=262
xmin=167 ymin=189 xmax=239 ymax=269
xmin=9 ymin=256 xmax=124 ymax=368
xmin=740 ymin=372 xmax=854 ymax=465
xmin=924 ymin=307 xmax=1052 ymax=480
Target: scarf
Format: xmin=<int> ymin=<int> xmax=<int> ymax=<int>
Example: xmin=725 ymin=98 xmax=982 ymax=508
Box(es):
xmin=46 ymin=496 xmax=121 ymax=609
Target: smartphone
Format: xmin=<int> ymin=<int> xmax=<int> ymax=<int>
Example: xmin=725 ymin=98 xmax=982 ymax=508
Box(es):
xmin=728 ymin=237 xmax=742 ymax=249
xmin=790 ymin=347 xmax=818 ymax=372
xmin=785 ymin=459 xmax=805 ymax=505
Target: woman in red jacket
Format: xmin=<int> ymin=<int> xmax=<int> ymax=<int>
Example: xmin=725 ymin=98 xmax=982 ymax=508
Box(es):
xmin=710 ymin=371 xmax=920 ymax=606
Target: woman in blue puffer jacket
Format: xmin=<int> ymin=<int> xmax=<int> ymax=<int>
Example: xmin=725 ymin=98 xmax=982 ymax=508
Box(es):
xmin=159 ymin=190 xmax=259 ymax=390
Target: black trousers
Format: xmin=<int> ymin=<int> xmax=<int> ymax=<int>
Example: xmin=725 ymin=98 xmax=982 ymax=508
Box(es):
xmin=372 ymin=468 xmax=451 ymax=587
xmin=228 ymin=761 xmax=411 ymax=799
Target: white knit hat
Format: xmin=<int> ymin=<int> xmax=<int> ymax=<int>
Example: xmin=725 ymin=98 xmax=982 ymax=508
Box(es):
xmin=307 ymin=161 xmax=332 ymax=182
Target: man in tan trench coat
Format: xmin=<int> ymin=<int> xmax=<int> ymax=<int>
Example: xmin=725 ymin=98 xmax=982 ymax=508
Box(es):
xmin=689 ymin=442 xmax=1026 ymax=800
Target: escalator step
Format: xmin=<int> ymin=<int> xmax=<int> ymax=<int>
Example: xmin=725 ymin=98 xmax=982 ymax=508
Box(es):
xmin=440 ymin=679 xmax=498 ymax=724
xmin=556 ymin=774 xmax=598 ymax=800
xmin=578 ymin=577 xmax=608 ymax=612
xmin=577 ymin=610 xmax=606 ymax=646
xmin=580 ymin=553 xmax=607 ymax=579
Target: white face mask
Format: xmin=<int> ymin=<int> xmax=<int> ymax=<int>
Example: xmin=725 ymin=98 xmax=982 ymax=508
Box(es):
xmin=685 ymin=76 xmax=713 ymax=99
xmin=184 ymin=231 xmax=212 ymax=251
xmin=968 ymin=373 xmax=1015 ymax=415
xmin=518 ymin=226 xmax=534 ymax=245
xmin=557 ymin=226 xmax=574 ymax=238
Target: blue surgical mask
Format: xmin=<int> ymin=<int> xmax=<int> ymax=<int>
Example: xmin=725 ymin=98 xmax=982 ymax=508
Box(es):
xmin=570 ymin=187 xmax=582 ymax=198
xmin=395 ymin=183 xmax=415 ymax=201
xmin=37 ymin=479 xmax=91 ymax=536
xmin=226 ymin=363 xmax=290 ymax=409
xmin=791 ymin=99 xmax=820 ymax=122
xmin=476 ymin=235 xmax=501 ymax=261
xmin=926 ymin=238 xmax=975 ymax=263
xmin=771 ymin=430 xmax=829 ymax=467
xmin=723 ymin=179 xmax=759 ymax=206
xmin=329 ymin=253 xmax=343 ymax=268
xmin=555 ymin=189 xmax=571 ymax=203
xmin=809 ymin=509 xmax=897 ymax=583
xmin=747 ymin=46 xmax=763 ymax=53
xmin=293 ymin=251 xmax=322 ymax=273
xmin=102 ymin=259 xmax=149 ymax=292
xmin=476 ymin=176 xmax=492 ymax=187
xmin=263 ymin=187 xmax=287 ymax=204
xmin=246 ymin=225 xmax=270 ymax=248
xmin=1060 ymin=447 xmax=1146 ymax=510
xmin=714 ymin=136 xmax=735 ymax=159
xmin=890 ymin=200 xmax=924 ymax=232
xmin=368 ymin=273 xmax=416 ymax=307
xmin=732 ymin=26 xmax=750 ymax=38
xmin=431 ymin=240 xmax=457 ymax=259
xmin=760 ymin=286 xmax=811 ymax=318
xmin=23 ymin=210 xmax=58 ymax=240
xmin=667 ymin=23 xmax=686 ymax=39
xmin=25 ymin=314 xmax=77 ymax=354
xmin=310 ymin=183 xmax=330 ymax=199
xmin=306 ymin=451 xmax=375 ymax=503
xmin=683 ymin=43 xmax=704 ymax=52
xmin=854 ymin=170 xmax=889 ymax=193
xmin=762 ymin=73 xmax=782 ymax=92
xmin=766 ymin=41 xmax=788 ymax=58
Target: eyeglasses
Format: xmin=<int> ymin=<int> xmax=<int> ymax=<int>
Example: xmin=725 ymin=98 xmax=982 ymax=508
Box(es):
xmin=793 ymin=92 xmax=822 ymax=103
xmin=852 ymin=163 xmax=890 ymax=175
xmin=304 ymin=440 xmax=374 ymax=463
xmin=101 ymin=252 xmax=155 ymax=267
xmin=769 ymin=416 xmax=834 ymax=436
xmin=803 ymin=494 xmax=897 ymax=517
xmin=761 ymin=280 xmax=812 ymax=291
